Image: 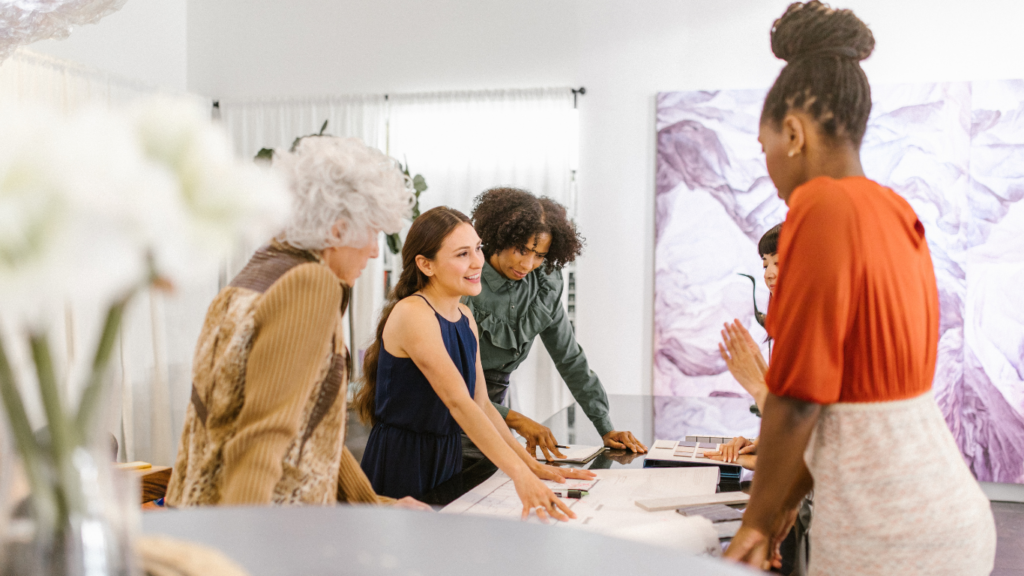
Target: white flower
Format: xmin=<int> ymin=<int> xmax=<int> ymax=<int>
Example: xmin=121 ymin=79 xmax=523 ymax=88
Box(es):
xmin=129 ymin=98 xmax=290 ymax=282
xmin=0 ymin=98 xmax=291 ymax=328
xmin=0 ymin=106 xmax=159 ymax=328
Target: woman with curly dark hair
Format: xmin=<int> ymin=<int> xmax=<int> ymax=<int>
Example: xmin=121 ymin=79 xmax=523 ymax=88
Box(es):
xmin=465 ymin=187 xmax=647 ymax=461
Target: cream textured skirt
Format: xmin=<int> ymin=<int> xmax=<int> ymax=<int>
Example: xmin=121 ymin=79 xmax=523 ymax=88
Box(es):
xmin=805 ymin=391 xmax=996 ymax=576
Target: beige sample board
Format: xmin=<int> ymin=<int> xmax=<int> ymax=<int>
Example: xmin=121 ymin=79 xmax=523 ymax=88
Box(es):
xmin=644 ymin=439 xmax=743 ymax=471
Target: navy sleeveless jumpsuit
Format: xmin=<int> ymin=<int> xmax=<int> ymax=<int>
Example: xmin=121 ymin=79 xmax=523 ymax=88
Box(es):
xmin=360 ymin=294 xmax=478 ymax=499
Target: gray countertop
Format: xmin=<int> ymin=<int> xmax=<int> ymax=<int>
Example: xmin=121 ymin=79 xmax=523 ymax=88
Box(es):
xmin=143 ymin=504 xmax=754 ymax=576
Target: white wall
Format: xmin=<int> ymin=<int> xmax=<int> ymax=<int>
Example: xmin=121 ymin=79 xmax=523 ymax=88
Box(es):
xmin=186 ymin=0 xmax=579 ymax=98
xmin=185 ymin=0 xmax=1024 ymax=399
xmin=28 ymin=0 xmax=188 ymax=91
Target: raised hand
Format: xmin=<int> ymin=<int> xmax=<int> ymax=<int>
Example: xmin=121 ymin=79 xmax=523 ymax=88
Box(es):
xmin=719 ymin=319 xmax=769 ymax=410
xmin=737 ymin=320 xmax=769 ymax=377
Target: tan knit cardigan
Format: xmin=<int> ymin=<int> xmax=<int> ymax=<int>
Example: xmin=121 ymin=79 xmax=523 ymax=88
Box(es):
xmin=166 ymin=242 xmax=388 ymax=506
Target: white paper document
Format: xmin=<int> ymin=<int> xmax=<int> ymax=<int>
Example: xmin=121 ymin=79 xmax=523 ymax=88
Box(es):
xmin=441 ymin=467 xmax=722 ymax=554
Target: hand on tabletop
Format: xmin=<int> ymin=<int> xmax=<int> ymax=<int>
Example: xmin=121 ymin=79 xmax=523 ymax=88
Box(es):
xmin=393 ymin=496 xmax=433 ymax=512
xmin=512 ymin=473 xmax=576 ymax=523
xmin=723 ymin=524 xmax=773 ymax=570
xmin=602 ymin=430 xmax=648 ymax=453
xmin=508 ymin=411 xmax=566 ymax=461
xmin=769 ymin=506 xmax=800 ymax=568
xmin=724 ymin=505 xmax=797 ymax=570
xmin=707 ymin=436 xmax=758 ymax=469
xmin=739 ymin=437 xmax=759 ymax=455
xmin=529 ymin=461 xmax=596 ymax=482
xmin=735 ymin=454 xmax=757 ymax=470
xmin=719 ymin=320 xmax=769 ymax=398
xmin=706 ymin=452 xmax=757 ymax=470
xmin=705 ymin=436 xmax=752 ymax=463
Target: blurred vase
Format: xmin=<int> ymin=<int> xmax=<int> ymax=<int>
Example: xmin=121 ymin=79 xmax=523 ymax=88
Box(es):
xmin=0 ymin=443 xmax=139 ymax=576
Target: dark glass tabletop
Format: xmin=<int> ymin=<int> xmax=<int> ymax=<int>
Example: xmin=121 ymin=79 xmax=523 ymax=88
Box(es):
xmin=420 ymin=394 xmax=759 ymax=507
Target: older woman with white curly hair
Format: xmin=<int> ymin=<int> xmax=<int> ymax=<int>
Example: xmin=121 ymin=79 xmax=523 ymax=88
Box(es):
xmin=166 ymin=136 xmax=428 ymax=509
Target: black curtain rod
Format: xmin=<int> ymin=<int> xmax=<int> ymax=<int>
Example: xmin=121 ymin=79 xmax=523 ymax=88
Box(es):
xmin=384 ymin=88 xmax=585 ymax=104
xmin=216 ymin=88 xmax=586 ymax=108
xmin=572 ymin=87 xmax=586 ymax=108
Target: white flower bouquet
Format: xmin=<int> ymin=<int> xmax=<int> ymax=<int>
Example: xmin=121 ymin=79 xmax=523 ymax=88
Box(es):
xmin=0 ymin=98 xmax=289 ymax=573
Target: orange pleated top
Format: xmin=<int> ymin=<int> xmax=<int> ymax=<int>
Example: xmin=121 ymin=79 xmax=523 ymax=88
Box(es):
xmin=765 ymin=176 xmax=940 ymax=404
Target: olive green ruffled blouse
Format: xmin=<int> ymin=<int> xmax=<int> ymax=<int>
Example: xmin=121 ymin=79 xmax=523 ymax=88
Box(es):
xmin=464 ymin=261 xmax=614 ymax=437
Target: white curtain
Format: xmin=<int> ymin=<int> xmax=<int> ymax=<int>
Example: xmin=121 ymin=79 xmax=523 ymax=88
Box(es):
xmin=387 ymin=87 xmax=579 ymax=425
xmin=387 ymin=88 xmax=576 ymax=214
xmin=218 ymin=95 xmax=391 ymax=387
xmin=218 ymin=95 xmax=388 ymax=163
xmin=0 ymin=48 xmax=205 ymax=112
xmin=220 ymin=88 xmax=579 ymax=425
xmin=0 ymin=49 xmax=212 ymax=466
xmin=194 ymin=89 xmax=579 ymax=452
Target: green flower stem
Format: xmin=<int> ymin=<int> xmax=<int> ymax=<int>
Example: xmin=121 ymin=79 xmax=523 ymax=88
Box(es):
xmin=30 ymin=334 xmax=84 ymax=519
xmin=0 ymin=331 xmax=58 ymax=528
xmin=74 ymin=298 xmax=128 ymax=439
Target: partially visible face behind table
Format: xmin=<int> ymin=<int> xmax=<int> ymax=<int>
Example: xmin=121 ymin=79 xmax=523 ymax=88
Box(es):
xmin=762 ymin=253 xmax=779 ymax=296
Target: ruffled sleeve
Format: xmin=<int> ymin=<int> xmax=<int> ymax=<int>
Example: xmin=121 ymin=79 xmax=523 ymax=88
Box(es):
xmin=475 ymin=311 xmax=521 ymax=352
xmin=472 ymin=272 xmax=559 ymax=355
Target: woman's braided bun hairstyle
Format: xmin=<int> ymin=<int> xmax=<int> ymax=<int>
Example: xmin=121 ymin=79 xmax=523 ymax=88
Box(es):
xmin=762 ymin=1 xmax=876 ymax=145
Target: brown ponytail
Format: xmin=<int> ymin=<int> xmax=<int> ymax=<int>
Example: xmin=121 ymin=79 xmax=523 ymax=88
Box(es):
xmin=354 ymin=206 xmax=472 ymax=425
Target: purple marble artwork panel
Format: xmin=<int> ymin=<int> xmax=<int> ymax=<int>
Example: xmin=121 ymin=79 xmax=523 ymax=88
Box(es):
xmin=655 ymin=89 xmax=781 ymax=402
xmin=655 ymin=82 xmax=1024 ymax=483
xmin=962 ymin=80 xmax=1024 ymax=483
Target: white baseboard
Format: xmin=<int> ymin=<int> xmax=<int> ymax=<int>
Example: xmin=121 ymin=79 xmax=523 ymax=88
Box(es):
xmin=980 ymin=482 xmax=1024 ymax=503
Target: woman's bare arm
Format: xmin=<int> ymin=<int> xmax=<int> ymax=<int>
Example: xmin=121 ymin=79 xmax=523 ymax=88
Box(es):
xmin=385 ymin=298 xmax=585 ymax=521
xmin=724 ymin=394 xmax=818 ymax=568
xmin=386 ymin=299 xmax=532 ymax=481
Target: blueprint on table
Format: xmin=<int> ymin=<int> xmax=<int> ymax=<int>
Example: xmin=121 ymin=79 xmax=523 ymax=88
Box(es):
xmin=441 ymin=468 xmax=722 ymax=554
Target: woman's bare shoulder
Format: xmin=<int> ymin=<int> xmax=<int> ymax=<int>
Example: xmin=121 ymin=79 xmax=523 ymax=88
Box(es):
xmin=387 ymin=295 xmax=437 ymax=331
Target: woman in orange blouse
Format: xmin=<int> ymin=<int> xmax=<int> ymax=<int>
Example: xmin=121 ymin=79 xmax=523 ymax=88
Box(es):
xmin=724 ymin=3 xmax=995 ymax=574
